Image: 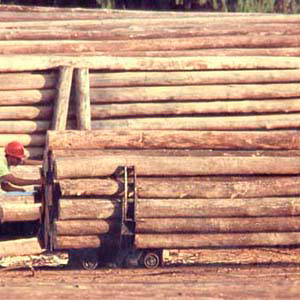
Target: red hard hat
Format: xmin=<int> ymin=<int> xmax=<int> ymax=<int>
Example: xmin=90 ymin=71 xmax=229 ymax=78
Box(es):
xmin=5 ymin=141 xmax=25 ymax=159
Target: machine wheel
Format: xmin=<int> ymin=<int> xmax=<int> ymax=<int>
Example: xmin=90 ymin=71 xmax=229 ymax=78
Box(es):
xmin=142 ymin=252 xmax=160 ymax=269
xmin=81 ymin=250 xmax=99 ymax=270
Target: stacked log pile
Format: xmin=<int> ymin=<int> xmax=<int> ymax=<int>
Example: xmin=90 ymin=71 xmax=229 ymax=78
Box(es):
xmin=45 ymin=127 xmax=300 ymax=256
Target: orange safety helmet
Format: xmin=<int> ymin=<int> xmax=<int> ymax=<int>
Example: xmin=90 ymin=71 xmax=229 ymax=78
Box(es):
xmin=5 ymin=141 xmax=25 ymax=159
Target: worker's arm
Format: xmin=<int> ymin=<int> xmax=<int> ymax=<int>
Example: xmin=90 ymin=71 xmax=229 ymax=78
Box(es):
xmin=1 ymin=173 xmax=41 ymax=186
xmin=1 ymin=181 xmax=26 ymax=192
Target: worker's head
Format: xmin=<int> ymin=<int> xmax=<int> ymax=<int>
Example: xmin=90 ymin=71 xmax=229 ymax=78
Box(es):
xmin=5 ymin=141 xmax=25 ymax=166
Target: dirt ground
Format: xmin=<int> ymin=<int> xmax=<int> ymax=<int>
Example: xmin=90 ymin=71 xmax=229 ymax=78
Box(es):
xmin=1 ymin=262 xmax=300 ymax=299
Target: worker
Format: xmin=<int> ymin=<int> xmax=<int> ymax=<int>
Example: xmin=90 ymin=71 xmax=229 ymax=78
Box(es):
xmin=0 ymin=141 xmax=42 ymax=193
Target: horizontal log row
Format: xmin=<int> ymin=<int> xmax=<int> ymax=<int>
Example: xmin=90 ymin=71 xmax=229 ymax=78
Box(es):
xmin=0 ymin=193 xmax=35 ymax=204
xmin=53 ymin=155 xmax=300 ymax=179
xmin=91 ymin=114 xmax=300 ymax=131
xmin=46 ymin=130 xmax=300 ymax=150
xmin=53 ymin=217 xmax=300 ymax=235
xmin=1 ymin=36 xmax=300 ymax=54
xmin=1 ymin=56 xmax=300 ymax=72
xmin=56 ymin=176 xmax=300 ymax=199
xmin=134 ymin=233 xmax=300 ymax=249
xmin=3 ymin=70 xmax=300 ymax=90
xmin=57 ymin=197 xmax=300 ymax=220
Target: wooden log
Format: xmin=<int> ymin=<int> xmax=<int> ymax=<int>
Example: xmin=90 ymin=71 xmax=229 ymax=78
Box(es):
xmin=1 ymin=15 xmax=300 ymax=30
xmin=46 ymin=129 xmax=300 ymax=150
xmin=0 ymin=203 xmax=41 ymax=223
xmin=92 ymin=114 xmax=300 ymax=131
xmin=58 ymin=179 xmax=119 ymax=196
xmin=0 ymin=121 xmax=50 ymax=133
xmin=90 ymin=70 xmax=300 ymax=87
xmin=91 ymin=84 xmax=300 ymax=103
xmin=99 ymin=48 xmax=300 ymax=57
xmin=0 ymin=106 xmax=52 ymax=120
xmin=135 ymin=217 xmax=300 ymax=233
xmin=1 ymin=23 xmax=300 ymax=40
xmin=51 ymin=66 xmax=73 ymax=131
xmin=0 ymin=73 xmax=56 ymax=90
xmin=54 ymin=219 xmax=117 ymax=236
xmin=10 ymin=165 xmax=41 ymax=180
xmin=91 ymin=100 xmax=300 ymax=119
xmin=0 ymin=134 xmax=45 ymax=147
xmin=58 ymin=199 xmax=121 ymax=220
xmin=0 ymin=36 xmax=300 ymax=54
xmin=165 ymin=248 xmax=300 ymax=265
xmin=139 ymin=197 xmax=300 ymax=218
xmin=135 ymin=232 xmax=300 ymax=249
xmin=0 ymin=237 xmax=43 ymax=258
xmin=54 ymin=155 xmax=300 ymax=179
xmin=57 ymin=197 xmax=300 ymax=220
xmin=52 ymin=235 xmax=117 ymax=250
xmin=0 ymin=89 xmax=55 ymax=105
xmin=1 ymin=55 xmax=300 ymax=72
xmin=74 ymin=68 xmax=91 ymax=130
xmin=0 ymin=193 xmax=35 ymax=204
xmin=137 ymin=176 xmax=300 ymax=199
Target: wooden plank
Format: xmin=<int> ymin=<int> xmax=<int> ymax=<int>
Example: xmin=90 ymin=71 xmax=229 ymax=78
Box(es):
xmin=51 ymin=66 xmax=73 ymax=131
xmin=46 ymin=129 xmax=300 ymax=150
xmin=135 ymin=232 xmax=300 ymax=249
xmin=74 ymin=68 xmax=91 ymax=130
xmin=54 ymin=155 xmax=300 ymax=179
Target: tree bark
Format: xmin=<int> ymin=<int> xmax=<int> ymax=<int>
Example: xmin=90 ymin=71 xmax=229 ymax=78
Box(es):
xmin=0 ymin=55 xmax=299 ymax=72
xmin=51 ymin=66 xmax=73 ymax=131
xmin=135 ymin=232 xmax=300 ymax=249
xmin=58 ymin=199 xmax=120 ymax=220
xmin=1 ymin=36 xmax=300 ymax=54
xmin=54 ymin=155 xmax=300 ymax=179
xmin=58 ymin=179 xmax=119 ymax=196
xmin=0 ymin=121 xmax=50 ymax=133
xmin=137 ymin=176 xmax=300 ymax=199
xmin=0 ymin=106 xmax=52 ymax=120
xmin=46 ymin=129 xmax=300 ymax=150
xmin=0 ymin=237 xmax=43 ymax=258
xmin=0 ymin=203 xmax=41 ymax=222
xmin=89 ymin=70 xmax=300 ymax=87
xmin=53 ymin=234 xmax=116 ymax=250
xmin=0 ymin=72 xmax=56 ymax=90
xmin=135 ymin=217 xmax=300 ymax=233
xmin=90 ymin=84 xmax=300 ymax=103
xmin=91 ymin=100 xmax=300 ymax=119
xmin=0 ymin=134 xmax=45 ymax=147
xmin=74 ymin=68 xmax=91 ymax=130
xmin=0 ymin=89 xmax=55 ymax=105
xmin=54 ymin=219 xmax=117 ymax=235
